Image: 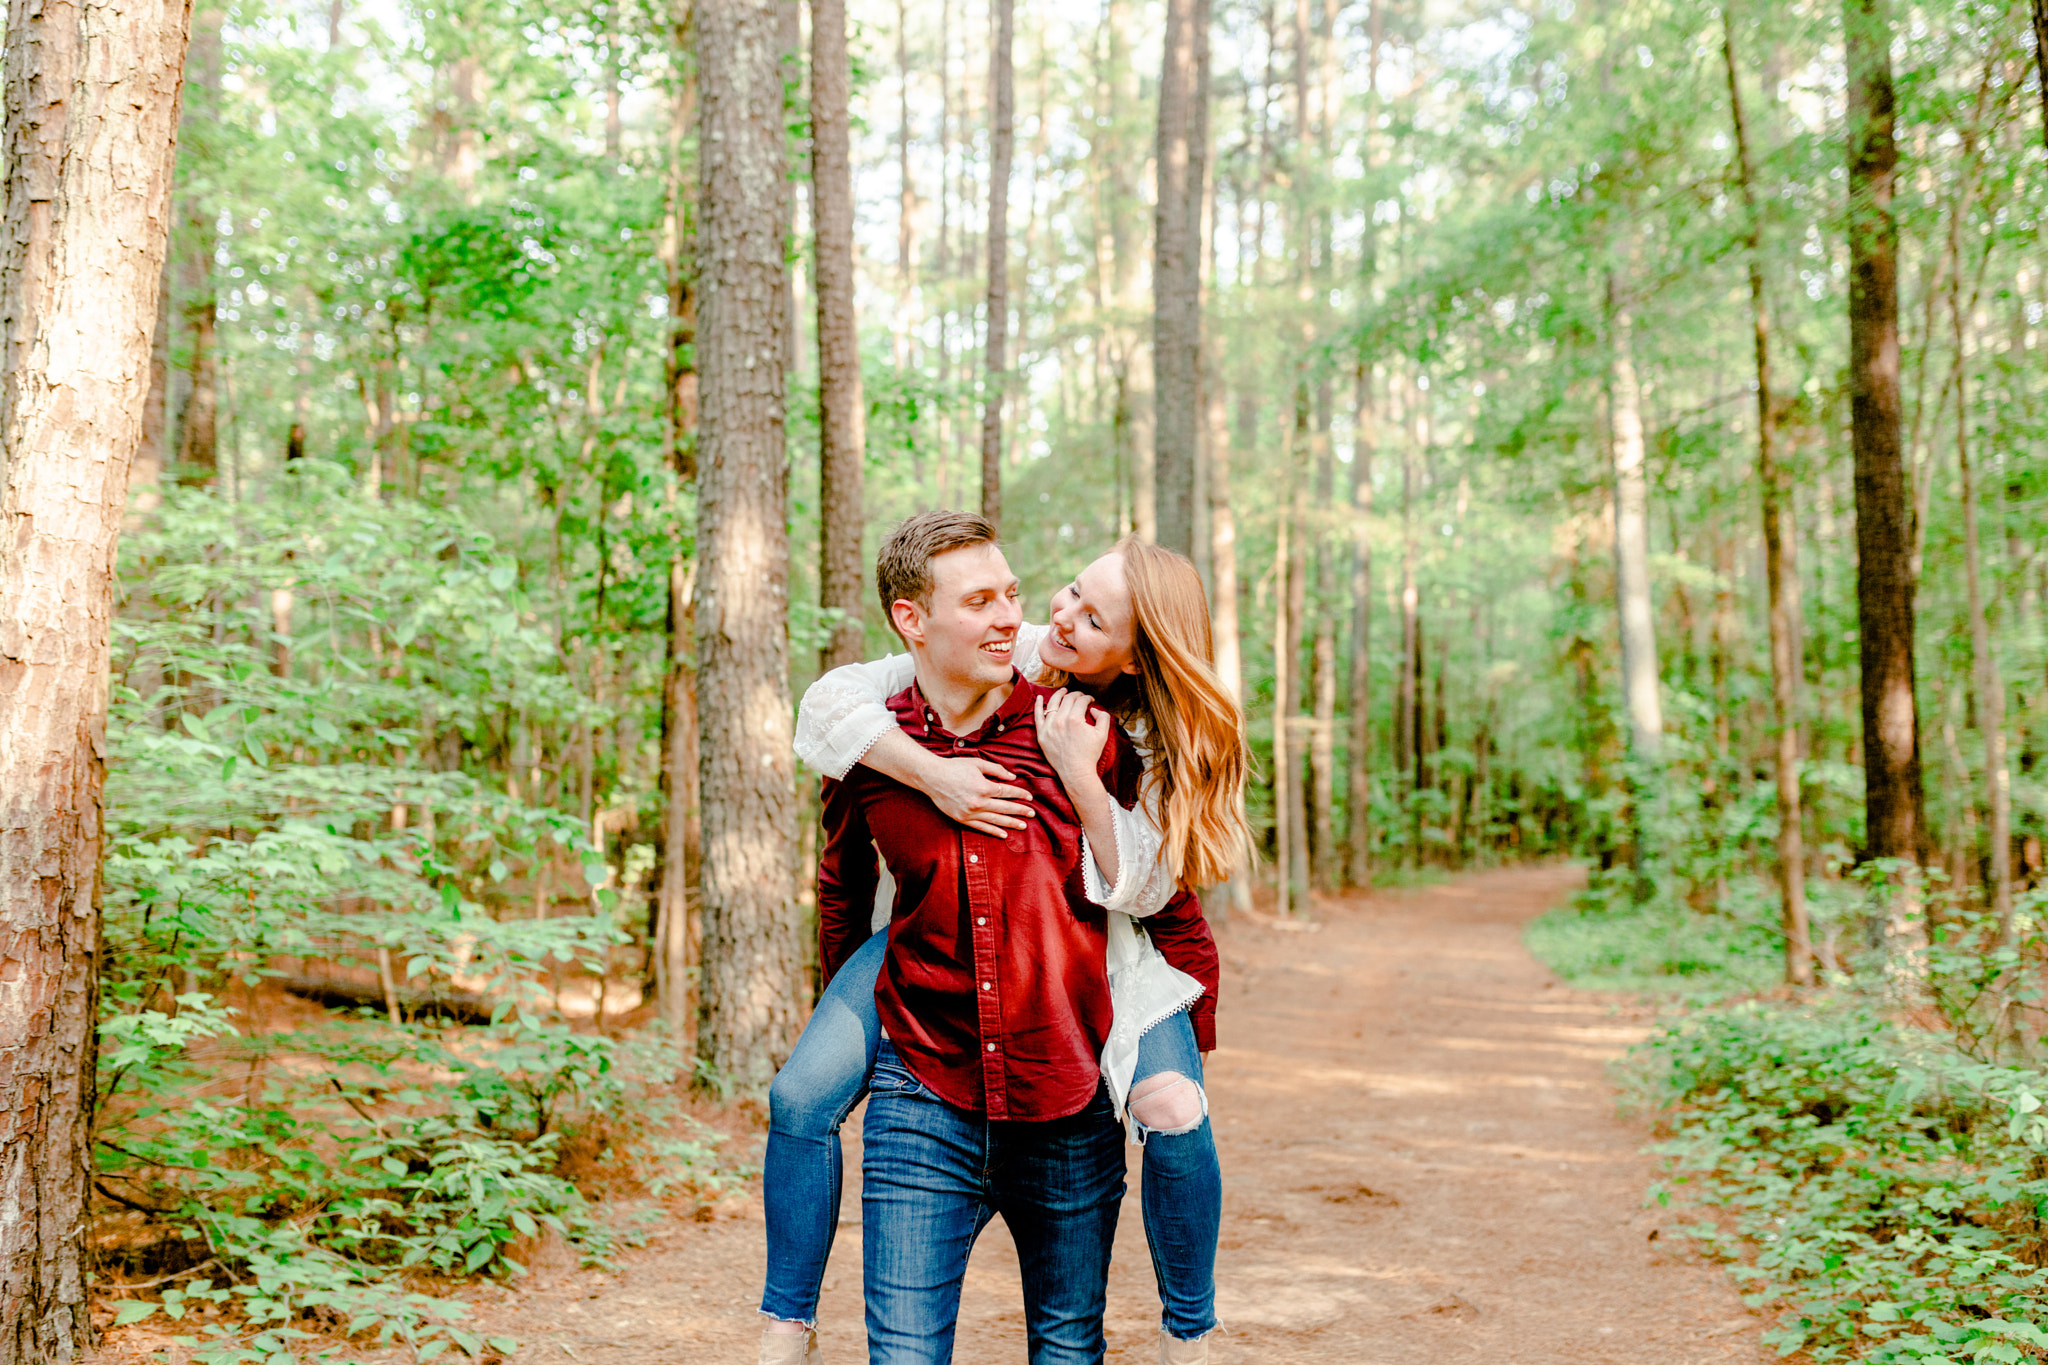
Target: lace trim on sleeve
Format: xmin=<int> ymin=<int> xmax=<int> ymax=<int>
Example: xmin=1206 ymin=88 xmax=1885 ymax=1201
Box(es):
xmin=1080 ymin=788 xmax=1176 ymax=918
xmin=793 ymin=652 xmax=918 ymax=779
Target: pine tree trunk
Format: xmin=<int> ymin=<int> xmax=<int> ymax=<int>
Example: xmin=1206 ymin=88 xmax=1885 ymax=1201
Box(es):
xmin=1607 ymin=278 xmax=1663 ymax=768
xmin=1272 ymin=483 xmax=1293 ymax=917
xmin=1396 ymin=376 xmax=1419 ymax=860
xmin=1845 ymin=0 xmax=1923 ymax=865
xmin=2032 ymin=0 xmax=2048 ymax=152
xmin=1284 ymin=392 xmax=1311 ymax=905
xmin=979 ymin=0 xmax=1013 ymax=528
xmin=1346 ymin=361 xmax=1373 ymax=886
xmin=1152 ymin=0 xmax=1207 ymax=555
xmin=812 ymin=0 xmax=866 ymax=670
xmin=1723 ymin=5 xmax=1811 ymax=983
xmin=171 ymin=5 xmax=223 ymax=486
xmin=654 ymin=36 xmax=701 ymax=1026
xmin=693 ymin=0 xmax=805 ymax=1091
xmin=1954 ymin=274 xmax=2012 ymax=938
xmin=0 ymin=1 xmax=192 ymax=1358
xmin=1206 ymin=372 xmax=1241 ymax=701
xmin=1309 ymin=385 xmax=1337 ymax=890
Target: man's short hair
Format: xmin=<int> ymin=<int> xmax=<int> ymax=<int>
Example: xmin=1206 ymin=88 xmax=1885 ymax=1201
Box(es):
xmin=877 ymin=510 xmax=1000 ymax=640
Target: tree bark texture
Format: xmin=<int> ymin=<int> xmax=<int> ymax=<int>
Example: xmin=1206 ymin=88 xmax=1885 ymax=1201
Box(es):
xmin=1723 ymin=5 xmax=1810 ymax=983
xmin=0 ymin=0 xmax=192 ymax=1359
xmin=1845 ymin=0 xmax=1923 ymax=865
xmin=811 ymin=0 xmax=866 ymax=671
xmin=693 ymin=0 xmax=805 ymax=1092
xmin=1152 ymin=0 xmax=1208 ymax=555
xmin=1606 ymin=280 xmax=1663 ymax=766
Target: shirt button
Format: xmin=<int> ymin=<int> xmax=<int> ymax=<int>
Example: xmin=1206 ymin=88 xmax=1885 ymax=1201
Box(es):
xmin=968 ymin=853 xmax=978 ymax=864
xmin=977 ymin=917 xmax=987 ymax=926
xmin=986 ymin=1042 xmax=996 ymax=1052
xmin=982 ymin=982 xmax=991 ymax=991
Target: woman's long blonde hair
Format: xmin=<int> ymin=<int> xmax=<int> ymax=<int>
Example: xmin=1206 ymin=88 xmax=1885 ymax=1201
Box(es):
xmin=1039 ymin=537 xmax=1255 ymax=891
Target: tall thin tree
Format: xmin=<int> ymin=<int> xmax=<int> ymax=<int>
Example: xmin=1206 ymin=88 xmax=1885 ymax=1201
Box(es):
xmin=171 ymin=4 xmax=224 ymax=485
xmin=1346 ymin=361 xmax=1374 ymax=886
xmin=1153 ymin=0 xmax=1209 ymax=554
xmin=654 ymin=10 xmax=702 ymax=1032
xmin=813 ymin=0 xmax=866 ymax=669
xmin=1953 ymin=247 xmax=2012 ymax=939
xmin=1723 ymin=4 xmax=1811 ymax=984
xmin=0 ymin=0 xmax=193 ymax=1357
xmin=980 ymin=0 xmax=1014 ymax=527
xmin=2032 ymin=0 xmax=2048 ymax=150
xmin=1845 ymin=0 xmax=1923 ymax=866
xmin=694 ymin=0 xmax=806 ymax=1089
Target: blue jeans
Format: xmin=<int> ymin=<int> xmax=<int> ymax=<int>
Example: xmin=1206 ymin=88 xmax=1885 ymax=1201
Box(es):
xmin=862 ymin=1040 xmax=1125 ymax=1365
xmin=759 ymin=931 xmax=887 ymax=1325
xmin=1128 ymin=1014 xmax=1221 ymax=1340
xmin=760 ymin=932 xmax=1222 ymax=1340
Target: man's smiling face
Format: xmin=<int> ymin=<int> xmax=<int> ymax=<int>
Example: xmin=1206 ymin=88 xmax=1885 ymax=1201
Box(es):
xmin=905 ymin=541 xmax=1023 ymax=691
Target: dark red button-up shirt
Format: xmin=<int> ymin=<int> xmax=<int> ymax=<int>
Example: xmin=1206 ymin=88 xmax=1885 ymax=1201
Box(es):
xmin=819 ymin=671 xmax=1205 ymax=1120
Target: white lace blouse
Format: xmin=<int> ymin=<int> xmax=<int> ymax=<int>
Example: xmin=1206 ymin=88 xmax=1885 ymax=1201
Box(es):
xmin=794 ymin=620 xmax=1201 ymax=1125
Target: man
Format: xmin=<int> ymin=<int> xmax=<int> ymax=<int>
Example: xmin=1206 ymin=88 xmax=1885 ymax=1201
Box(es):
xmin=817 ymin=511 xmax=1135 ymax=1365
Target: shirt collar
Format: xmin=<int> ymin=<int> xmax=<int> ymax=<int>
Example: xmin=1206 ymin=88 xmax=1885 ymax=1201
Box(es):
xmin=905 ymin=668 xmax=1037 ymax=741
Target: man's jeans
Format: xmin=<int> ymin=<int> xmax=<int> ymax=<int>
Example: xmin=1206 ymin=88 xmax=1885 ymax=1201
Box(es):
xmin=862 ymin=1040 xmax=1126 ymax=1365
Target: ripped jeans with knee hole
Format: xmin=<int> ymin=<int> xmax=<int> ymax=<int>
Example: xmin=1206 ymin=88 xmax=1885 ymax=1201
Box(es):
xmin=1128 ymin=1009 xmax=1221 ymax=1341
xmin=758 ymin=935 xmax=1220 ymax=1342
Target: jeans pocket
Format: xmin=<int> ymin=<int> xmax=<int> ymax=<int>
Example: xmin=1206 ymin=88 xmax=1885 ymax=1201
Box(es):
xmin=870 ymin=1056 xmax=929 ymax=1098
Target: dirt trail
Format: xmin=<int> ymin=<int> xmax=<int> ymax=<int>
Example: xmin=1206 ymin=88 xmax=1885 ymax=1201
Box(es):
xmin=475 ymin=865 xmax=1768 ymax=1363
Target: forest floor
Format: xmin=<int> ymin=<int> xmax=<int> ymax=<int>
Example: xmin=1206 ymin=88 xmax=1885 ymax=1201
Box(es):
xmin=456 ymin=862 xmax=1772 ymax=1365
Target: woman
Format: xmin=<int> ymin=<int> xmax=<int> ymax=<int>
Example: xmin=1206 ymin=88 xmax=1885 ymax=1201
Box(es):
xmin=761 ymin=537 xmax=1252 ymax=1365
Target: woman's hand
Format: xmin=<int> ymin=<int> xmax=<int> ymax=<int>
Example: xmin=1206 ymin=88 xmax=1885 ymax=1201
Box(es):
xmin=1036 ymin=690 xmax=1111 ymax=791
xmin=1035 ymin=690 xmax=1119 ymax=884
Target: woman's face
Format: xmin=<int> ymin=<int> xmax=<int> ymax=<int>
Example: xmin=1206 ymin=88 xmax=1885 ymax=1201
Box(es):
xmin=1041 ymin=552 xmax=1139 ymax=689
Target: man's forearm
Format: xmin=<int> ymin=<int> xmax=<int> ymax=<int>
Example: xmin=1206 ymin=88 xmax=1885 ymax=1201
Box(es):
xmin=860 ymin=727 xmax=946 ymax=788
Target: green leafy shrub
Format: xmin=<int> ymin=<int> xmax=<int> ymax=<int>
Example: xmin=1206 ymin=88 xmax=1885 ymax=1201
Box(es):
xmin=94 ymin=472 xmax=723 ymax=1363
xmin=1632 ymin=999 xmax=2048 ymax=1363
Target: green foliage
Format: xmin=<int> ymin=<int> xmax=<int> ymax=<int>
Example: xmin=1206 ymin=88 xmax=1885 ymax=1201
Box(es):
xmin=93 ymin=470 xmax=747 ymax=1362
xmin=1524 ymin=868 xmax=1785 ymax=995
xmin=1633 ymin=1001 xmax=2048 ymax=1363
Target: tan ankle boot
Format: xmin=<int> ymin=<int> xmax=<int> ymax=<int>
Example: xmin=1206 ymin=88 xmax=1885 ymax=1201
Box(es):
xmin=1160 ymin=1332 xmax=1209 ymax=1365
xmin=758 ymin=1327 xmax=821 ymax=1365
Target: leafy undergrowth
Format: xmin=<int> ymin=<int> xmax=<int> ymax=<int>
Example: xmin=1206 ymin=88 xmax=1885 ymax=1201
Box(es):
xmin=1531 ymin=868 xmax=2048 ymax=1363
xmin=98 ymin=1008 xmax=759 ymax=1364
xmin=94 ymin=472 xmax=759 ymax=1363
xmin=1631 ymin=1002 xmax=2048 ymax=1364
